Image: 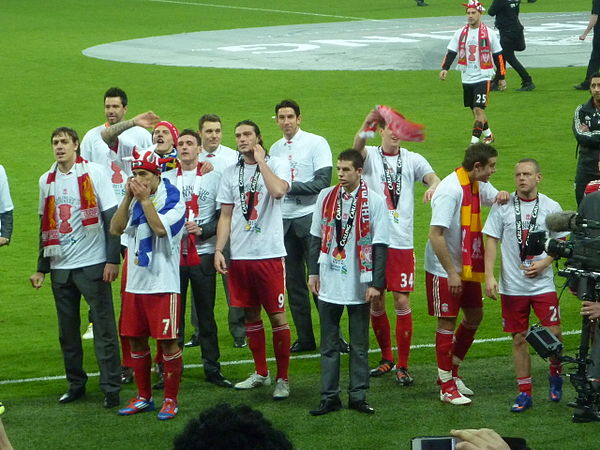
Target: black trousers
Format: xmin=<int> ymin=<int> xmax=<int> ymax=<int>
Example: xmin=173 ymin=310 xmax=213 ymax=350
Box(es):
xmin=51 ymin=263 xmax=121 ymax=394
xmin=318 ymin=299 xmax=370 ymax=403
xmin=585 ymin=31 xmax=600 ymax=84
xmin=283 ymin=214 xmax=317 ymax=346
xmin=179 ymin=254 xmax=221 ymax=376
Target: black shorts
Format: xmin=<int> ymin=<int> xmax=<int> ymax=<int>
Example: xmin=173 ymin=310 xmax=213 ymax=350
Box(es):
xmin=463 ymin=81 xmax=490 ymax=109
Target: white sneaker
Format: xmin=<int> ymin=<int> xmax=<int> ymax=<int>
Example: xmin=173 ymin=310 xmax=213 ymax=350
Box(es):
xmin=82 ymin=323 xmax=94 ymax=340
xmin=273 ymin=378 xmax=290 ymax=400
xmin=439 ymin=380 xmax=471 ymax=405
xmin=454 ymin=377 xmax=474 ymax=396
xmin=234 ymin=372 xmax=271 ymax=390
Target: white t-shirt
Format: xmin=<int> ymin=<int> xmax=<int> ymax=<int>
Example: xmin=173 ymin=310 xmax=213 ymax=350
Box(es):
xmin=447 ymin=25 xmax=502 ymax=84
xmin=483 ymin=193 xmax=567 ymax=296
xmin=362 ymin=146 xmax=434 ymax=249
xmin=269 ymin=129 xmax=332 ymax=219
xmin=80 ymin=124 xmax=152 ymax=176
xmin=217 ymin=157 xmax=291 ymax=260
xmin=162 ymin=168 xmax=221 ymax=255
xmin=424 ymin=171 xmax=498 ymax=277
xmin=310 ymin=184 xmax=389 ymax=305
xmin=124 ymin=179 xmax=185 ymax=294
xmin=38 ymin=162 xmax=117 ymax=270
xmin=0 ymin=165 xmax=14 ymax=213
xmin=199 ymin=144 xmax=239 ymax=174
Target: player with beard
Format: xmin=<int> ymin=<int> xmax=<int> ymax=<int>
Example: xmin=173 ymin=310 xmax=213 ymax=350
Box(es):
xmin=80 ymin=87 xmax=153 ymax=175
xmin=573 ymin=73 xmax=600 ymax=205
xmin=214 ymin=120 xmax=292 ymax=400
xmin=425 ymin=143 xmax=508 ymax=405
xmin=78 ymin=88 xmax=153 ymax=375
xmin=484 ymin=159 xmax=565 ymax=412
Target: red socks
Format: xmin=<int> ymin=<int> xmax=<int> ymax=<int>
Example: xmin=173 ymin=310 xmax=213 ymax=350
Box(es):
xmin=396 ymin=308 xmax=412 ymax=368
xmin=517 ymin=376 xmax=532 ymax=396
xmin=453 ymin=321 xmax=478 ymax=363
xmin=162 ymin=349 xmax=183 ymax=402
xmin=272 ymin=324 xmax=291 ymax=380
xmin=245 ymin=321 xmax=268 ymax=376
xmin=549 ymin=358 xmax=562 ymax=377
xmin=371 ymin=310 xmax=394 ymax=362
xmin=436 ymin=328 xmax=454 ymax=372
xmin=130 ymin=349 xmax=152 ymax=400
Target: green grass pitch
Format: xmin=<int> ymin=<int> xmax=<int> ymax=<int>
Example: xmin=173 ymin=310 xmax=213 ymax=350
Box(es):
xmin=0 ymin=0 xmax=597 ymax=448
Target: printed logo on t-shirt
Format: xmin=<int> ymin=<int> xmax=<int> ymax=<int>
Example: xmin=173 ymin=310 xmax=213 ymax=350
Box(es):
xmin=329 ymin=247 xmax=348 ymax=275
xmin=243 ymin=191 xmax=262 ymax=233
xmin=58 ymin=204 xmax=73 ymax=234
xmin=288 ymin=154 xmax=298 ymax=181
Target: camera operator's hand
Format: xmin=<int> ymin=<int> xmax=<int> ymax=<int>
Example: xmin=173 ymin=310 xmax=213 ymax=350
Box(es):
xmin=581 ymin=301 xmax=600 ymax=320
xmin=523 ymin=257 xmax=552 ymax=279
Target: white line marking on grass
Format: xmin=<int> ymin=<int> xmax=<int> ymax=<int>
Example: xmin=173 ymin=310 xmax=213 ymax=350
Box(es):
xmin=148 ymin=0 xmax=375 ymax=21
xmin=0 ymin=330 xmax=581 ymax=385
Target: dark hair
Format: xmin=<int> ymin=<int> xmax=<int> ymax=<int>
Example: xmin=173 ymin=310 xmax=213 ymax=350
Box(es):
xmin=275 ymin=99 xmax=301 ymax=117
xmin=461 ymin=143 xmax=498 ymax=171
xmin=516 ymin=158 xmax=540 ymax=173
xmin=178 ymin=128 xmax=201 ymax=146
xmin=199 ymin=114 xmax=222 ymax=130
xmin=103 ymin=87 xmax=128 ymax=107
xmin=172 ymin=403 xmax=293 ymax=450
xmin=590 ymin=72 xmax=600 ymax=81
xmin=234 ymin=119 xmax=264 ymax=147
xmin=50 ymin=127 xmax=80 ymax=154
xmin=338 ymin=149 xmax=364 ymax=170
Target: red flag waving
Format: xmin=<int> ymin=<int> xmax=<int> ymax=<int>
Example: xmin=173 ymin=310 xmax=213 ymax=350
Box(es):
xmin=376 ymin=105 xmax=425 ymax=142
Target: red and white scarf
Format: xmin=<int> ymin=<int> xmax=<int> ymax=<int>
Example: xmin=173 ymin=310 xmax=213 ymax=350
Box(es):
xmin=456 ymin=167 xmax=484 ymax=282
xmin=41 ymin=156 xmax=100 ymax=257
xmin=174 ymin=162 xmax=205 ymax=266
xmin=319 ymin=180 xmax=373 ymax=282
xmin=457 ymin=22 xmax=494 ymax=76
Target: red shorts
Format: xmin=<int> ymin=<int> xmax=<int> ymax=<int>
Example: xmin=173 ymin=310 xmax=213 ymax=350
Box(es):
xmin=228 ymin=257 xmax=286 ymax=313
xmin=426 ymin=272 xmax=483 ymax=317
xmin=500 ymin=292 xmax=560 ymax=333
xmin=386 ymin=248 xmax=415 ymax=292
xmin=121 ymin=292 xmax=180 ymax=340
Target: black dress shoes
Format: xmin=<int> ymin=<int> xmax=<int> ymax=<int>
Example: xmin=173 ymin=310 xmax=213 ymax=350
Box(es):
xmin=349 ymin=400 xmax=375 ymax=414
xmin=206 ymin=372 xmax=233 ymax=388
xmin=290 ymin=340 xmax=317 ymax=353
xmin=309 ymin=397 xmax=342 ymax=416
xmin=103 ymin=391 xmax=120 ymax=409
xmin=184 ymin=335 xmax=200 ymax=348
xmin=339 ymin=338 xmax=350 ymax=354
xmin=234 ymin=337 xmax=248 ymax=348
xmin=58 ymin=387 xmax=85 ymax=404
xmin=120 ymin=366 xmax=134 ymax=384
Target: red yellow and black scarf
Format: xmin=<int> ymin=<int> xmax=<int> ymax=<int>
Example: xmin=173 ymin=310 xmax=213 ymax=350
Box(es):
xmin=456 ymin=167 xmax=484 ymax=282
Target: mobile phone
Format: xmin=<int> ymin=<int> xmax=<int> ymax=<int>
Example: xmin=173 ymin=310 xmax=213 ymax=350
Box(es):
xmin=411 ymin=436 xmax=457 ymax=450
